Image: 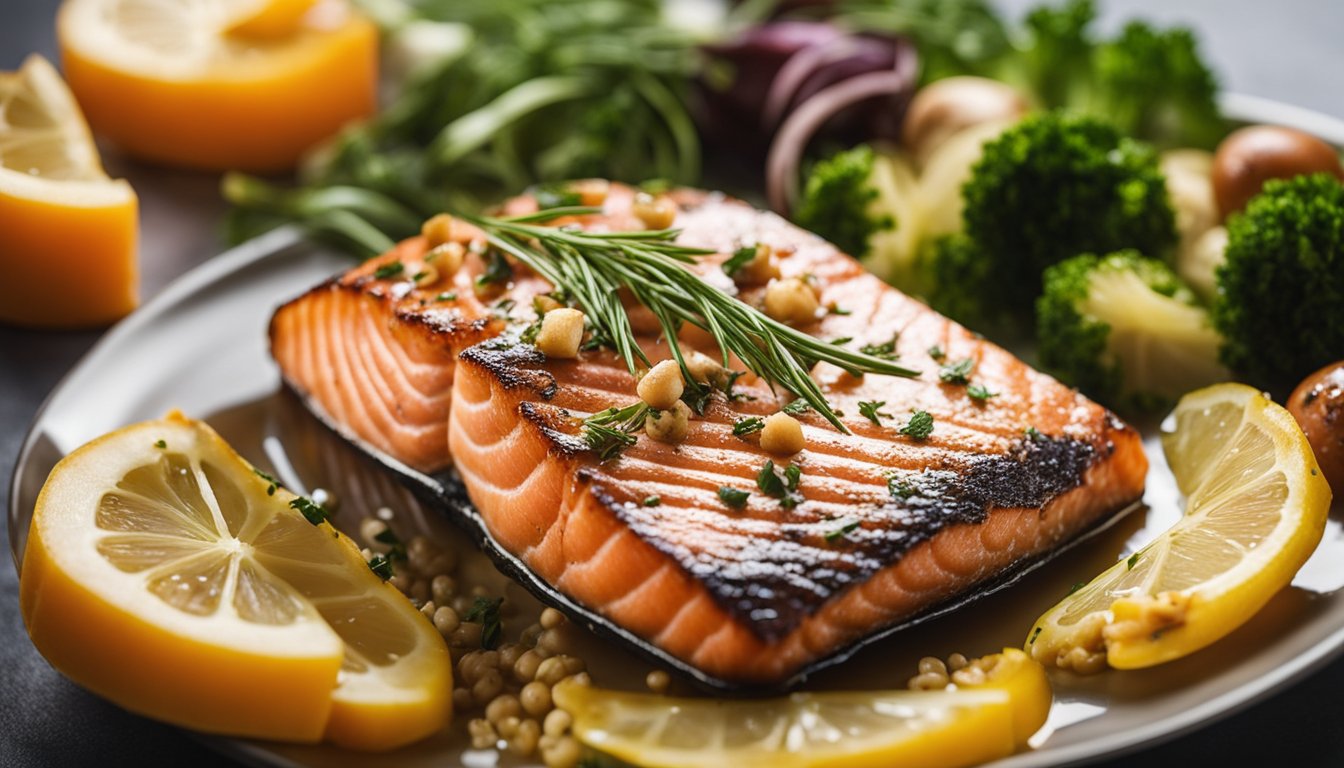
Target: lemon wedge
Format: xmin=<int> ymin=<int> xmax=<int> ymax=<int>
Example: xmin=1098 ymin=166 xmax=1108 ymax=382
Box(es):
xmin=19 ymin=413 xmax=451 ymax=750
xmin=57 ymin=0 xmax=377 ymax=171
xmin=1028 ymin=383 xmax=1332 ymax=672
xmin=0 ymin=54 xmax=137 ymax=328
xmin=554 ymin=648 xmax=1050 ymax=768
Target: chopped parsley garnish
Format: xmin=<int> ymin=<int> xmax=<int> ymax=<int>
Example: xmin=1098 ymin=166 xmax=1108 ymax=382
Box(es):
xmin=374 ymin=528 xmax=408 ymax=561
xmin=927 ymin=345 xmax=946 ymax=360
xmin=830 ymin=336 xmax=853 ymax=346
xmin=153 ymin=439 xmax=166 ymax=449
xmin=968 ymin=383 xmax=998 ymax=402
xmin=680 ymin=382 xmax=713 ymax=415
xmin=1067 ymin=580 xmax=1087 ymax=596
xmin=519 ymin=316 xmax=544 ymax=344
xmin=367 ymin=554 xmax=394 ymax=580
xmin=373 ymin=261 xmax=405 ymax=280
xmin=732 ymin=416 xmax=765 ymax=436
xmin=938 ymin=358 xmax=975 ymax=385
xmin=475 ymin=250 xmax=512 ymax=289
xmin=1025 ymin=426 xmax=1044 ymax=442
xmin=824 ymin=520 xmax=861 ymax=544
xmin=782 ymin=398 xmax=811 ymax=416
xmin=582 ymin=402 xmax=649 ymax=462
xmin=784 ymin=464 xmax=801 ymax=493
xmin=1127 ymin=552 xmax=1141 ymax=570
xmin=857 ymin=400 xmax=890 ymax=426
xmin=721 ymin=245 xmax=759 ymax=277
xmin=827 ymin=303 xmax=852 ymax=316
xmin=899 ymin=410 xmax=935 ymax=440
xmin=465 ymin=596 xmax=504 ymax=650
xmin=289 ymin=497 xmax=330 ymax=526
xmin=717 ymin=485 xmax=750 ymax=509
xmin=535 ymin=184 xmax=582 ymax=210
xmin=756 ymin=460 xmax=802 ymax=509
xmin=888 ymin=476 xmax=914 ymax=498
xmin=253 ymin=468 xmax=279 ymax=496
xmin=643 ymin=495 xmax=661 ymax=507
xmin=493 ymin=298 xmax=517 ymax=319
xmin=435 ymin=291 xmax=457 ymax=302
xmin=860 ymin=334 xmax=900 ymax=360
xmin=1029 ymin=626 xmax=1042 ymax=645
xmin=412 ymin=270 xmax=429 ymax=282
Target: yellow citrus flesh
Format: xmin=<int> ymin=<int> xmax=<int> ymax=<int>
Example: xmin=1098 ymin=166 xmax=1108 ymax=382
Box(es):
xmin=1028 ymin=383 xmax=1332 ymax=672
xmin=0 ymin=54 xmax=138 ymax=329
xmin=554 ymin=648 xmax=1050 ymax=768
xmin=19 ymin=413 xmax=452 ymax=750
xmin=58 ymin=0 xmax=377 ymax=172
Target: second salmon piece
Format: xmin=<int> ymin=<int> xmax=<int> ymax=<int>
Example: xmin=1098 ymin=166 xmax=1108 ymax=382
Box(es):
xmin=272 ymin=184 xmax=1147 ymax=687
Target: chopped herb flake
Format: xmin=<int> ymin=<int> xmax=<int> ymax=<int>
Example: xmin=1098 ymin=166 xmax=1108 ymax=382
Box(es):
xmin=643 ymin=495 xmax=661 ymax=507
xmin=782 ymin=398 xmax=811 ymax=416
xmin=153 ymin=439 xmax=166 ymax=449
xmin=733 ymin=416 xmax=765 ymax=436
xmin=858 ymin=400 xmax=890 ymax=426
xmin=721 ymin=245 xmax=759 ymax=277
xmin=757 ymin=460 xmax=786 ymax=498
xmin=827 ymin=303 xmax=852 ymax=316
xmin=582 ymin=402 xmax=649 ymax=462
xmin=784 ymin=464 xmax=801 ymax=493
xmin=680 ymin=382 xmax=712 ymax=415
xmin=860 ymin=334 xmax=900 ymax=360
xmin=899 ymin=410 xmax=935 ymax=440
xmin=374 ymin=528 xmax=407 ymax=561
xmin=536 ymin=184 xmax=582 ymax=210
xmin=938 ymin=358 xmax=975 ymax=385
xmin=373 ymin=261 xmax=405 ymax=280
xmin=888 ymin=477 xmax=914 ymax=498
xmin=968 ymin=383 xmax=998 ymax=401
xmin=1067 ymin=580 xmax=1087 ymax=596
xmin=927 ymin=345 xmax=946 ymax=360
xmin=824 ymin=520 xmax=861 ymax=543
xmin=1127 ymin=552 xmax=1141 ymax=570
xmin=368 ymin=553 xmax=394 ymax=580
xmin=412 ymin=270 xmax=429 ymax=282
xmin=1030 ymin=626 xmax=1042 ymax=645
xmin=475 ymin=250 xmax=512 ymax=288
xmin=718 ymin=485 xmax=750 ymax=509
xmin=1025 ymin=426 xmax=1044 ymax=441
xmin=465 ymin=596 xmax=504 ymax=650
xmin=435 ymin=291 xmax=457 ymax=302
xmin=253 ymin=468 xmax=280 ymax=496
xmin=289 ymin=497 xmax=329 ymax=526
xmin=830 ymin=336 xmax=853 ymax=346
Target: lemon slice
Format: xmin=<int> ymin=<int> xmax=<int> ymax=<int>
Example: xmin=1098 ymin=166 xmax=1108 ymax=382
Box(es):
xmin=57 ymin=0 xmax=377 ymax=171
xmin=19 ymin=413 xmax=451 ymax=750
xmin=0 ymin=54 xmax=138 ymax=328
xmin=1028 ymin=383 xmax=1332 ymax=672
xmin=554 ymin=648 xmax=1050 ymax=768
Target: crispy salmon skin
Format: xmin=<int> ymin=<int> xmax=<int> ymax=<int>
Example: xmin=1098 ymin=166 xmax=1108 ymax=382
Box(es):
xmin=271 ymin=184 xmax=1147 ymax=686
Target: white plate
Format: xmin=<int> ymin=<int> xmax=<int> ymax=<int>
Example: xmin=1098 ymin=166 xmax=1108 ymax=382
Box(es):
xmin=10 ymin=97 xmax=1344 ymax=768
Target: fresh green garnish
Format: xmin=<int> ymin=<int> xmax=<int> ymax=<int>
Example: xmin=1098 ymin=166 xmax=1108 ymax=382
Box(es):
xmin=373 ymin=528 xmax=408 ymax=562
xmin=718 ymin=486 xmax=750 ymax=509
xmin=1067 ymin=580 xmax=1087 ymax=596
xmin=828 ymin=303 xmax=852 ymax=316
xmin=153 ymin=439 xmax=166 ymax=449
xmin=784 ymin=464 xmax=801 ymax=493
xmin=824 ymin=520 xmax=861 ymax=544
xmin=435 ymin=291 xmax=457 ymax=302
xmin=721 ymin=245 xmax=758 ymax=277
xmin=899 ymin=410 xmax=935 ymax=440
xmin=373 ymin=261 xmax=405 ymax=280
xmin=465 ymin=596 xmax=504 ymax=650
xmin=1127 ymin=552 xmax=1141 ymax=570
xmin=857 ymin=400 xmax=890 ymax=426
xmin=582 ymin=402 xmax=650 ymax=462
xmin=367 ymin=554 xmax=394 ymax=580
xmin=968 ymin=383 xmax=998 ymax=401
xmin=471 ymin=209 xmax=919 ymax=431
xmin=757 ymin=460 xmax=786 ymax=498
xmin=938 ymin=358 xmax=975 ymax=385
xmin=253 ymin=467 xmax=280 ymax=496
xmin=289 ymin=497 xmax=330 ymax=526
xmin=732 ymin=417 xmax=765 ymax=436
xmin=927 ymin=345 xmax=946 ymax=360
xmin=1025 ymin=426 xmax=1044 ymax=441
xmin=475 ymin=250 xmax=512 ymax=289
xmin=830 ymin=337 xmax=853 ymax=346
xmin=535 ymin=184 xmax=582 ymax=210
xmin=643 ymin=495 xmax=661 ymax=507
xmin=1030 ymin=626 xmax=1043 ymax=645
xmin=888 ymin=476 xmax=915 ymax=498
xmin=859 ymin=334 xmax=900 ymax=360
xmin=782 ymin=398 xmax=812 ymax=416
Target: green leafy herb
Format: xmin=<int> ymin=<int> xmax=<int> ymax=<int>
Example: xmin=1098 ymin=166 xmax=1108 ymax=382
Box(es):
xmin=465 ymin=596 xmax=504 ymax=650
xmin=471 ymin=210 xmax=920 ymax=431
xmin=888 ymin=476 xmax=915 ymax=498
xmin=582 ymin=402 xmax=650 ymax=462
xmin=860 ymin=334 xmax=900 ymax=360
xmin=154 ymin=439 xmax=167 ymax=449
xmin=493 ymin=298 xmax=517 ymax=319
xmin=824 ymin=520 xmax=861 ymax=543
xmin=475 ymin=250 xmax=512 ymax=289
xmin=536 ymin=184 xmax=582 ymax=210
xmin=782 ymin=398 xmax=812 ymax=416
xmin=757 ymin=460 xmax=786 ymax=497
xmin=1025 ymin=426 xmax=1044 ymax=441
xmin=899 ymin=410 xmax=935 ymax=440
xmin=858 ymin=400 xmax=891 ymax=426
xmin=968 ymin=383 xmax=999 ymax=401
xmin=939 ymin=358 xmax=975 ymax=385
xmin=1030 ymin=626 xmax=1043 ymax=645
xmin=412 ymin=270 xmax=430 ymax=282
xmin=827 ymin=303 xmax=852 ymax=316
xmin=373 ymin=261 xmax=405 ymax=280
xmin=1067 ymin=580 xmax=1087 ymax=596
xmin=435 ymin=291 xmax=457 ymax=302
xmin=732 ymin=416 xmax=765 ymax=436
xmin=253 ymin=468 xmax=280 ymax=496
xmin=367 ymin=554 xmax=394 ymax=580
xmin=927 ymin=345 xmax=946 ymax=360
xmin=721 ymin=245 xmax=759 ymax=277
xmin=1127 ymin=552 xmax=1141 ymax=570
xmin=784 ymin=464 xmax=802 ymax=493
xmin=830 ymin=336 xmax=854 ymax=346
xmin=374 ymin=528 xmax=408 ymax=562
xmin=289 ymin=497 xmax=330 ymax=526
xmin=718 ymin=485 xmax=750 ymax=509
xmin=643 ymin=495 xmax=661 ymax=507
xmin=680 ymin=382 xmax=713 ymax=415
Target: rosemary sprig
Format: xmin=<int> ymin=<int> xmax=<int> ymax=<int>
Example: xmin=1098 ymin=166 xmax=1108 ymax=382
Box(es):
xmin=468 ymin=207 xmax=920 ymax=431
xmin=582 ymin=401 xmax=651 ymax=461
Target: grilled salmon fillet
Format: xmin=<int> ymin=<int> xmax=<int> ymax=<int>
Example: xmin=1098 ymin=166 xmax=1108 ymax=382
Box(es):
xmin=272 ymin=184 xmax=1147 ymax=686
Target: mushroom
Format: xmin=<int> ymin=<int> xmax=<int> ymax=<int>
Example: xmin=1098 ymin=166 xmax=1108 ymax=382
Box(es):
xmin=901 ymin=76 xmax=1029 ymax=169
xmin=1211 ymin=125 xmax=1343 ymax=218
xmin=1289 ymin=361 xmax=1344 ymax=491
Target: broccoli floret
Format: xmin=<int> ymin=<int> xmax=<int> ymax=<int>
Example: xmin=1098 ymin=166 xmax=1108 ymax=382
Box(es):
xmin=794 ymin=145 xmax=894 ymax=259
xmin=1037 ymin=250 xmax=1226 ymax=411
xmin=1015 ymin=0 xmax=1097 ymax=109
xmin=1084 ymin=21 xmax=1226 ymax=149
xmin=1213 ymin=173 xmax=1344 ymax=390
xmin=923 ymin=111 xmax=1177 ymax=325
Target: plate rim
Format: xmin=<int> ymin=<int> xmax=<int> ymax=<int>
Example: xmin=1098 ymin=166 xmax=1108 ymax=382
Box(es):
xmin=9 ymin=93 xmax=1344 ymax=767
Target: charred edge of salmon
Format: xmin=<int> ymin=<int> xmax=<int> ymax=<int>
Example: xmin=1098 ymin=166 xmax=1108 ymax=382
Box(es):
xmin=288 ymin=386 xmax=1142 ymax=692
xmin=460 ymin=339 xmax=562 ymax=401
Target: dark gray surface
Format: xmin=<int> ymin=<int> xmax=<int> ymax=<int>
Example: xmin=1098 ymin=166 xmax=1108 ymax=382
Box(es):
xmin=3 ymin=0 xmax=1344 ymax=766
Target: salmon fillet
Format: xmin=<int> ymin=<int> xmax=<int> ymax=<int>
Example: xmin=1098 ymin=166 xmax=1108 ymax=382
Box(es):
xmin=272 ymin=184 xmax=1147 ymax=686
